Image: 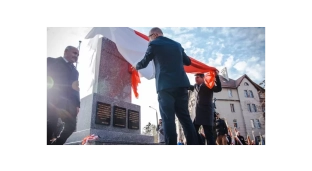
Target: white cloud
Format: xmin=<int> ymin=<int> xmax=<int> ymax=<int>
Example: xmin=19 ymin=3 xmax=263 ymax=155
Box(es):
xmin=231 ymin=55 xmax=264 ymax=83
xmin=245 ymin=63 xmax=264 ymax=82
xmin=224 ymin=55 xmax=234 ymax=69
xmin=170 ymin=27 xmax=196 ymax=34
xmin=189 ymin=48 xmax=205 ymax=56
xmin=247 ymin=56 xmax=260 ymax=63
xmin=200 ymin=27 xmax=214 ymax=33
xmin=187 ymin=48 xmax=205 ymax=63
xmin=221 ymin=27 xmax=230 ymax=36
xmin=234 ymin=61 xmax=247 ymax=71
xmin=174 ymin=33 xmax=195 ymax=46
xmin=207 ymin=53 xmax=224 ymax=67
xmin=182 ymin=41 xmax=192 ymax=49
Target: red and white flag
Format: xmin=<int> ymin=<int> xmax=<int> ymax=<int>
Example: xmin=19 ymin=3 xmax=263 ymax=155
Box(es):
xmin=85 ymin=27 xmax=217 ymax=98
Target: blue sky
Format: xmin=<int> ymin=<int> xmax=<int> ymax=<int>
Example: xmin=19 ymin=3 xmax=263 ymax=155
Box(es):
xmin=131 ymin=27 xmax=265 ymax=128
xmin=132 ymin=27 xmax=265 ymax=83
xmin=47 ymin=27 xmax=265 ymax=131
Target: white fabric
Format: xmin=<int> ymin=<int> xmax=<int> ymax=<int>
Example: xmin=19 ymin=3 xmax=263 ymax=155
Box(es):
xmin=85 ymin=27 xmax=155 ymax=80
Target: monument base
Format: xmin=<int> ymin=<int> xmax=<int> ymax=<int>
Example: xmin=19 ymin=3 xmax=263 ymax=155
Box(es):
xmin=65 ymin=129 xmax=155 ymax=145
xmin=65 ymin=138 xmax=165 ymax=146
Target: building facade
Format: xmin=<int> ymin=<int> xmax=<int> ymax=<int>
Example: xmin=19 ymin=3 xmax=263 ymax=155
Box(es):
xmin=214 ymin=67 xmax=265 ymax=144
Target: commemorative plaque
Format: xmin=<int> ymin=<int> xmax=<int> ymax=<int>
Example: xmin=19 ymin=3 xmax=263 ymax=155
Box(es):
xmin=113 ymin=106 xmax=127 ymax=128
xmin=128 ymin=110 xmax=139 ymax=129
xmin=95 ymin=102 xmax=111 ymax=125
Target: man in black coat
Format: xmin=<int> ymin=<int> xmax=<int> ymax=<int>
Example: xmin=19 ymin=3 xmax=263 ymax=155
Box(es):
xmin=215 ymin=112 xmax=228 ymax=145
xmin=235 ymin=131 xmax=246 ymax=145
xmin=134 ymin=27 xmax=198 ymax=145
xmin=190 ymin=72 xmax=222 ymax=145
xmin=47 ymin=46 xmax=80 ymax=145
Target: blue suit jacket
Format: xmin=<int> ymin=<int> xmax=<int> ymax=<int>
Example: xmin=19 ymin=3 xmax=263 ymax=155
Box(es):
xmin=47 ymin=57 xmax=80 ymax=109
xmin=136 ymin=36 xmax=191 ymax=92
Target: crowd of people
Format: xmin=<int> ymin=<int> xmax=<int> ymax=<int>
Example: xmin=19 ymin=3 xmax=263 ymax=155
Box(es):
xmin=157 ymin=112 xmax=264 ymax=145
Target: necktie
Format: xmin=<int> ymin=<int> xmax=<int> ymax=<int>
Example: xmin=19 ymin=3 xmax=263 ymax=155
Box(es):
xmin=68 ymin=62 xmax=75 ymax=70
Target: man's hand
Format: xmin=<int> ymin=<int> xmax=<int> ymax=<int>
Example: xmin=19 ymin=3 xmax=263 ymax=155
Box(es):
xmin=130 ymin=65 xmax=137 ymax=72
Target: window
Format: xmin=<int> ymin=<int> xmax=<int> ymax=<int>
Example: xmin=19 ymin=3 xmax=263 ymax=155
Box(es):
xmin=249 ymin=90 xmax=254 ymax=98
xmin=228 ymin=89 xmax=232 ymax=97
xmin=262 ymin=106 xmax=265 ymax=112
xmin=244 ymin=90 xmax=249 ymax=97
xmin=244 ymin=82 xmax=249 ymax=86
xmin=252 ymin=104 xmax=257 ymax=112
xmin=255 ymin=119 xmax=261 ymax=128
xmin=230 ymin=104 xmax=235 ymax=112
xmin=233 ymin=119 xmax=238 ymax=128
xmin=247 ymin=104 xmax=252 ymax=112
xmin=250 ymin=119 xmax=255 ymax=128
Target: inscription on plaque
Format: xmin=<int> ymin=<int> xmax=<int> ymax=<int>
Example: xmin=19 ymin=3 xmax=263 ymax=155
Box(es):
xmin=113 ymin=106 xmax=126 ymax=128
xmin=95 ymin=102 xmax=111 ymax=125
xmin=128 ymin=110 xmax=140 ymax=129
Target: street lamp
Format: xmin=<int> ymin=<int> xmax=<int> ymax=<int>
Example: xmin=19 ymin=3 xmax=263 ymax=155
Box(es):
xmin=149 ymin=106 xmax=159 ymax=126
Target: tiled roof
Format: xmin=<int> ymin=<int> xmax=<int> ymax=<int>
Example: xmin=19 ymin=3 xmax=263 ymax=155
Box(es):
xmin=219 ymin=74 xmax=265 ymax=92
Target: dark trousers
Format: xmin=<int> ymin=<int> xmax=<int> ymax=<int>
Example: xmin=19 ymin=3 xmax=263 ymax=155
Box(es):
xmin=158 ymin=87 xmax=198 ymax=145
xmin=193 ymin=123 xmax=216 ymax=145
xmin=47 ymin=104 xmax=58 ymax=145
xmin=48 ymin=100 xmax=77 ymax=145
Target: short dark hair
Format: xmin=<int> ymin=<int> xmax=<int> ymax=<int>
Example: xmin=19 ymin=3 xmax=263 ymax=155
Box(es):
xmin=150 ymin=27 xmax=163 ymax=35
xmin=195 ymin=73 xmax=205 ymax=78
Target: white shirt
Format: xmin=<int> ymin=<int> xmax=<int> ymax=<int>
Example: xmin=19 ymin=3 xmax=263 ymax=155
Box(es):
xmin=62 ymin=57 xmax=69 ymax=63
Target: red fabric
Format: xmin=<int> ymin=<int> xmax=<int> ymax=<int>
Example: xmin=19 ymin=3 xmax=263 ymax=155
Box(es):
xmin=81 ymin=134 xmax=98 ymax=145
xmin=132 ymin=30 xmax=218 ymax=98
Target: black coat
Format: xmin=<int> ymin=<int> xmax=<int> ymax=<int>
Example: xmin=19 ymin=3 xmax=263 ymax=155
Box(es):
xmin=47 ymin=57 xmax=80 ymax=110
xmin=191 ymin=75 xmax=222 ymax=126
xmin=236 ymin=135 xmax=246 ymax=145
xmin=215 ymin=118 xmax=228 ymax=136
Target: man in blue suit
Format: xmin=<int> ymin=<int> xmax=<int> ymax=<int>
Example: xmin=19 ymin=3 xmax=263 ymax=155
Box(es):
xmin=47 ymin=46 xmax=80 ymax=145
xmin=134 ymin=27 xmax=198 ymax=145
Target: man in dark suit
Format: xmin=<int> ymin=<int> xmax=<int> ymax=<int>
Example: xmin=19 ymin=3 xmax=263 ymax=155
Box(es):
xmin=133 ymin=27 xmax=198 ymax=145
xmin=190 ymin=72 xmax=222 ymax=145
xmin=47 ymin=46 xmax=80 ymax=145
xmin=215 ymin=112 xmax=228 ymax=145
xmin=235 ymin=131 xmax=246 ymax=145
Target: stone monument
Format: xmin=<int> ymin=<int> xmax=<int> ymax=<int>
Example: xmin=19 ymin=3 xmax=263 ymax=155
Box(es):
xmin=65 ymin=37 xmax=155 ymax=145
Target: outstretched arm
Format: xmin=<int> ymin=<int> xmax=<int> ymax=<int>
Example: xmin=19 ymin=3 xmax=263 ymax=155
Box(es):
xmin=135 ymin=44 xmax=155 ymax=70
xmin=182 ymin=49 xmax=191 ymax=66
xmin=213 ymin=74 xmax=222 ymax=92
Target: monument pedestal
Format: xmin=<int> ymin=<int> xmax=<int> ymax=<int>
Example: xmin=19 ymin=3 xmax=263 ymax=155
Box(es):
xmin=65 ymin=93 xmax=154 ymax=144
xmin=65 ymin=37 xmax=154 ymax=145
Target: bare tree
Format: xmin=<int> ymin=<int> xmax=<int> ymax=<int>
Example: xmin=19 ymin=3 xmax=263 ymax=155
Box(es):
xmin=142 ymin=122 xmax=156 ymax=136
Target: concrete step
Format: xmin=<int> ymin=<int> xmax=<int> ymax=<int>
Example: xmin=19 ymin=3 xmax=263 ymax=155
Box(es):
xmin=66 ymin=139 xmax=163 ymax=145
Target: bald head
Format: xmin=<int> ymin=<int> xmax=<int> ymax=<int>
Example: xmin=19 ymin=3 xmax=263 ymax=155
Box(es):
xmin=148 ymin=27 xmax=163 ymax=41
xmin=65 ymin=46 xmax=78 ymax=51
xmin=150 ymin=27 xmax=163 ymax=35
xmin=64 ymin=46 xmax=79 ymax=63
